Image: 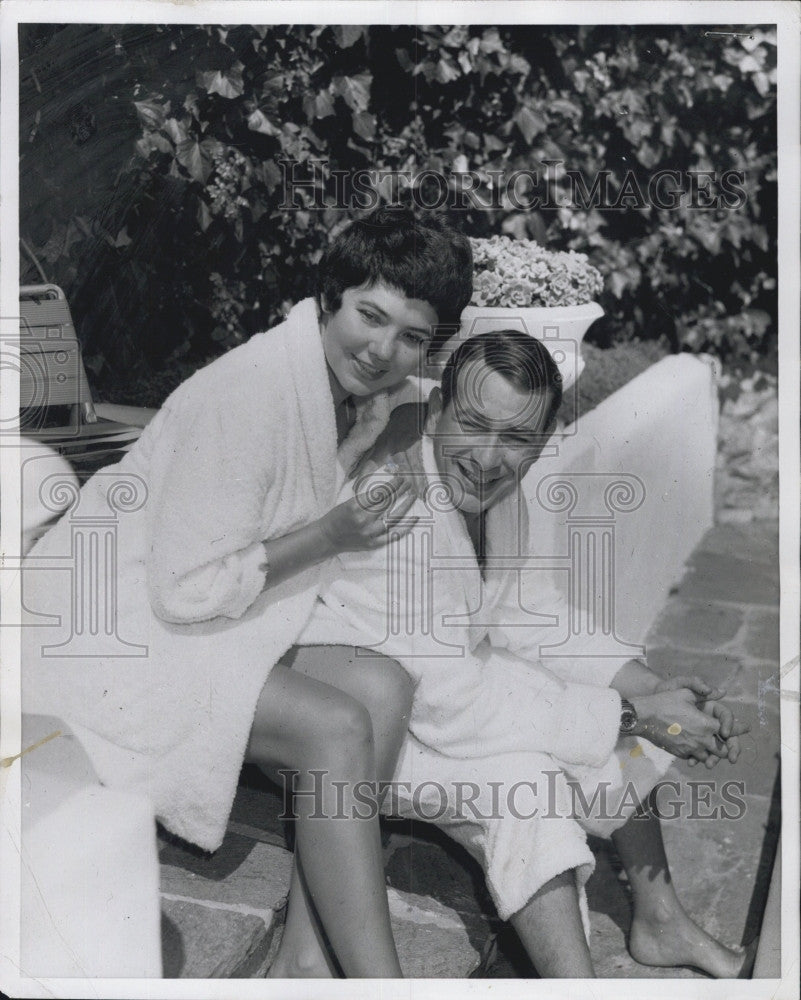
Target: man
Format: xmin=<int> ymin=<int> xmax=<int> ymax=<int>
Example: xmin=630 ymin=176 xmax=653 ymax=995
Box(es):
xmin=296 ymin=329 xmax=751 ymax=978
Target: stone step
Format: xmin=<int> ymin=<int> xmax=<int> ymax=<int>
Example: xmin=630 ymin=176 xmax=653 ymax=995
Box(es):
xmin=159 ymin=830 xmax=480 ymax=978
xmin=158 ymin=835 xmax=290 ymax=978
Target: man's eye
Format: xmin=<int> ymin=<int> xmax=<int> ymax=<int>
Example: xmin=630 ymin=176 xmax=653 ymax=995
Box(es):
xmin=403 ymin=330 xmax=428 ymax=346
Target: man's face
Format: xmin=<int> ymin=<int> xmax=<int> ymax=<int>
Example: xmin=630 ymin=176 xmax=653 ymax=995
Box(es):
xmin=321 ymin=281 xmax=439 ymax=397
xmin=428 ymin=357 xmax=556 ymax=515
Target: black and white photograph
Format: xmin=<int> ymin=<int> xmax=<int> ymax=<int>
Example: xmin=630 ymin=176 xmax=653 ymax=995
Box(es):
xmin=0 ymin=2 xmax=798 ymax=997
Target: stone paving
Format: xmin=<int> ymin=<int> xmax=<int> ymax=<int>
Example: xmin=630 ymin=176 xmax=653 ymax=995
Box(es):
xmin=157 ymin=516 xmax=781 ymax=979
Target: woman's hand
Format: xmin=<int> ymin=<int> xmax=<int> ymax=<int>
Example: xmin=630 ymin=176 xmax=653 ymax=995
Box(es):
xmin=320 ymin=472 xmax=419 ymax=553
xmin=384 ymin=452 xmax=429 ymax=500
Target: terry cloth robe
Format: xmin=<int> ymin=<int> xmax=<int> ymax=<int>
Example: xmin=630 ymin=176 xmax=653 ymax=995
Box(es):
xmin=21 ymin=298 xmax=428 ymax=852
xmin=298 ymin=432 xmax=674 ymax=921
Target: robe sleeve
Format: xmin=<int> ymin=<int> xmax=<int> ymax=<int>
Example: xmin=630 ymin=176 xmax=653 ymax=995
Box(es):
xmin=405 ymin=642 xmax=622 ymax=769
xmin=143 ymin=361 xmax=288 ymax=625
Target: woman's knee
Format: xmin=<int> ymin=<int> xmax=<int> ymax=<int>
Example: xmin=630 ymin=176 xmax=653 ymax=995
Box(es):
xmin=323 ymin=690 xmax=375 ymax=750
xmin=246 ymin=665 xmax=374 ymax=771
xmin=352 ymin=650 xmax=414 ymax=724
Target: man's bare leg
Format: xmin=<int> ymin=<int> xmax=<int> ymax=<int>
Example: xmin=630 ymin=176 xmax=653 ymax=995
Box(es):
xmin=510 ymin=869 xmax=595 ymax=977
xmin=613 ymin=809 xmax=746 ymax=977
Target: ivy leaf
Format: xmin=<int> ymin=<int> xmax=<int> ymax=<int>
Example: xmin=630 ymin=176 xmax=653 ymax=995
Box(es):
xmin=197 ymin=200 xmax=213 ymax=232
xmin=196 ymin=62 xmax=245 ymax=99
xmin=183 ymin=90 xmax=201 ymax=118
xmin=176 ymin=137 xmax=219 ymax=183
xmin=608 ymin=270 xmax=630 ymax=298
xmin=314 ymin=90 xmax=335 ymax=119
xmin=435 ymin=54 xmax=461 ymax=84
xmin=514 ymin=106 xmax=546 ymax=143
xmin=483 ymin=134 xmax=508 ymax=152
xmin=395 ymin=47 xmax=414 ymax=72
xmin=352 ymin=110 xmax=376 ymax=141
xmin=110 ymin=225 xmax=132 ymax=248
xmin=247 ymin=109 xmax=280 ymax=136
xmin=134 ymin=98 xmax=170 ymax=130
xmin=332 ymin=73 xmax=372 ymax=112
xmin=163 ymin=117 xmax=189 ymax=145
xmin=457 ymin=50 xmax=474 ymax=74
xmin=550 ymin=97 xmax=582 ymax=119
xmin=479 ymin=28 xmax=505 ymax=55
xmin=332 ymin=25 xmax=365 ymax=49
xmin=255 ymin=159 xmax=283 ymax=193
xmin=442 ymin=26 xmax=468 ymax=48
xmin=250 ymin=197 xmax=268 ymax=223
xmin=135 ymin=132 xmax=173 ymax=157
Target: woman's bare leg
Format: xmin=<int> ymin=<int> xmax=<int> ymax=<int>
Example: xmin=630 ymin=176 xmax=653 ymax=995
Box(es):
xmin=510 ymin=870 xmax=595 ymax=977
xmin=288 ymin=646 xmax=413 ymax=780
xmin=613 ymin=809 xmax=746 ymax=977
xmin=246 ymin=661 xmax=402 ymax=978
xmin=268 ymin=646 xmax=414 ymax=978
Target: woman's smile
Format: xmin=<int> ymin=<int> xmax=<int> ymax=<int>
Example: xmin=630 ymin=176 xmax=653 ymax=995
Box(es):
xmin=352 ymin=355 xmax=390 ymax=382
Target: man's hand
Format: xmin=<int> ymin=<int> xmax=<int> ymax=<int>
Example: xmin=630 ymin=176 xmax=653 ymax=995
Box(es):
xmin=631 ymin=681 xmax=750 ymax=766
xmin=687 ymin=701 xmax=751 ymax=769
xmin=629 ymin=687 xmax=724 ymax=759
xmin=653 ymin=674 xmax=725 ymax=701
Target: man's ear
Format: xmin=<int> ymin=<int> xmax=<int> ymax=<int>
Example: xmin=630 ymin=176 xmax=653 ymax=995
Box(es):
xmin=425 ymin=386 xmax=443 ymax=435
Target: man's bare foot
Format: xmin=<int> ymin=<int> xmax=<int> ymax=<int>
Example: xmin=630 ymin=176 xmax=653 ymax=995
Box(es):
xmin=629 ymin=904 xmax=747 ymax=978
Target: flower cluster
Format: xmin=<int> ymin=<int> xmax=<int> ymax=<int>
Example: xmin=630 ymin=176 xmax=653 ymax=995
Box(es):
xmin=207 ymin=149 xmax=250 ymax=221
xmin=469 ymin=235 xmax=603 ymax=308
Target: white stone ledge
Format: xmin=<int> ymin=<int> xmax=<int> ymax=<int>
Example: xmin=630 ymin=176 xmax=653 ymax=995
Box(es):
xmin=524 ymin=353 xmax=719 ymax=646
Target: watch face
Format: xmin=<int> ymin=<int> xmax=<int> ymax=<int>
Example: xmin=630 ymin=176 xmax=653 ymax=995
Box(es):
xmin=620 ymin=699 xmax=637 ymax=734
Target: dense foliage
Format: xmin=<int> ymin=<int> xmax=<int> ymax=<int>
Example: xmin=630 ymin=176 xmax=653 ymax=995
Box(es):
xmin=19 ymin=23 xmax=777 ymax=398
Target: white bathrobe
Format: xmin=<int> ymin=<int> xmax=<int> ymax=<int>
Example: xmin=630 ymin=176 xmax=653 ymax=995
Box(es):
xmin=299 ymin=433 xmax=674 ymax=920
xmin=21 ymin=298 xmax=427 ymax=852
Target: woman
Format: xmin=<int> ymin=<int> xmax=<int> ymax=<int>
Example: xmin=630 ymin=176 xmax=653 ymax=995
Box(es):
xmin=22 ymin=207 xmax=473 ymax=977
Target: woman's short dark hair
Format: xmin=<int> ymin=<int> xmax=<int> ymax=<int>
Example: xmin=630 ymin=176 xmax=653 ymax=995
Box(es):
xmin=316 ymin=207 xmax=473 ymax=348
xmin=441 ymin=330 xmax=563 ymax=431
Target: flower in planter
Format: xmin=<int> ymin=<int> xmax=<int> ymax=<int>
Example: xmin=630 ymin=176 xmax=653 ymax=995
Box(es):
xmin=469 ymin=235 xmax=603 ymax=308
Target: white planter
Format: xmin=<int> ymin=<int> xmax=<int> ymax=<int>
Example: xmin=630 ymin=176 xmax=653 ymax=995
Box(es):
xmin=455 ymin=301 xmax=604 ymax=390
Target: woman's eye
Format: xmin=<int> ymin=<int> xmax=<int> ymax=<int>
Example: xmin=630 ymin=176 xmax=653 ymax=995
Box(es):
xmin=403 ymin=330 xmax=428 ymax=346
xmin=359 ymin=310 xmax=381 ymax=325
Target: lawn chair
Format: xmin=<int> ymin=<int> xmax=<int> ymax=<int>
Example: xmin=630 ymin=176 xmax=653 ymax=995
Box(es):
xmin=19 ymin=284 xmax=144 ymax=481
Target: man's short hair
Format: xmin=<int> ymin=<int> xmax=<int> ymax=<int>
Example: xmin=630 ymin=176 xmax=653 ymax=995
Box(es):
xmin=441 ymin=330 xmax=563 ymax=431
xmin=316 ymin=207 xmax=473 ymax=348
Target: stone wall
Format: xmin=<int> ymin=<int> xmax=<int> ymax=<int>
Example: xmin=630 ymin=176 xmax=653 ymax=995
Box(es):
xmin=715 ymin=373 xmax=779 ymax=523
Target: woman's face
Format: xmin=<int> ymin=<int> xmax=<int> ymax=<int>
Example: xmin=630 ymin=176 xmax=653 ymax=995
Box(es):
xmin=321 ymin=282 xmax=440 ymax=397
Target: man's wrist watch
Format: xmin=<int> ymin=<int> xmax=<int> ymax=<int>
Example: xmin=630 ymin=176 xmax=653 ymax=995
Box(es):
xmin=619 ymin=697 xmax=638 ymax=736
